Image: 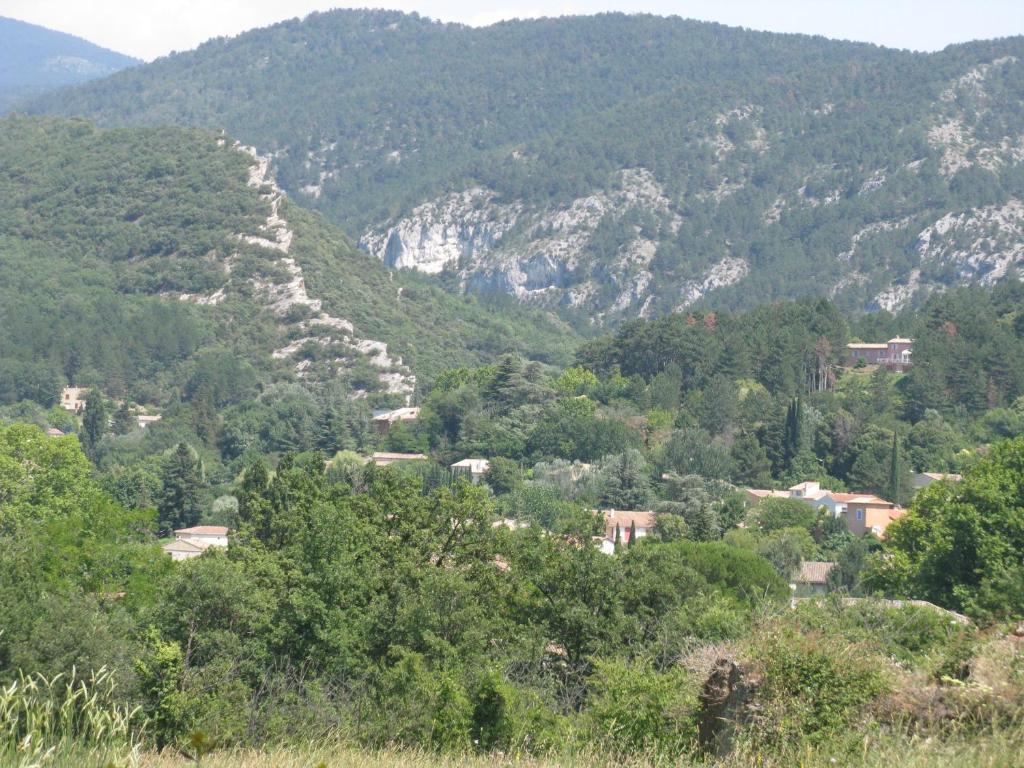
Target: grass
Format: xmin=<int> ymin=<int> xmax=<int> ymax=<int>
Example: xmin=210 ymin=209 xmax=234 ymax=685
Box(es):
xmin=23 ymin=726 xmax=1024 ymax=768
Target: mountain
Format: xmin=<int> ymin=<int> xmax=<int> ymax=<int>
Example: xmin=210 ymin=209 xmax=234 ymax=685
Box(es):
xmin=0 ymin=16 xmax=138 ymax=111
xmin=0 ymin=115 xmax=573 ymax=411
xmin=24 ymin=11 xmax=1024 ymax=322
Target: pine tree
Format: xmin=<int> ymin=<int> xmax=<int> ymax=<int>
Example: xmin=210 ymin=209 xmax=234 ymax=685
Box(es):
xmin=158 ymin=442 xmax=204 ymax=532
xmin=112 ymin=402 xmax=136 ymax=435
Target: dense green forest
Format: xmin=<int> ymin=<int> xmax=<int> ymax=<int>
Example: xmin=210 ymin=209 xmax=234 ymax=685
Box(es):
xmin=0 ymin=115 xmax=574 ymax=413
xmin=22 ymin=11 xmax=1024 ymax=318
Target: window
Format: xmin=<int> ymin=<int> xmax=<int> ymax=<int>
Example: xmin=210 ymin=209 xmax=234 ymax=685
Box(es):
xmin=855 ymin=509 xmax=864 ymax=521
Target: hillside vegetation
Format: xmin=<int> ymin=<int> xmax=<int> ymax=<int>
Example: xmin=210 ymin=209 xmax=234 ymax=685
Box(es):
xmin=0 ymin=115 xmax=574 ymax=413
xmin=25 ymin=11 xmax=1024 ymax=320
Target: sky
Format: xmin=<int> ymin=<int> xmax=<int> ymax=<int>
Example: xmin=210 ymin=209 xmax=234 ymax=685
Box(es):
xmin=1 ymin=0 xmax=1023 ymax=61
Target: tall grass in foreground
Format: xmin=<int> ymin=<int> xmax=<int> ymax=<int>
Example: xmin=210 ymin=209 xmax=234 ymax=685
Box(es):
xmin=33 ymin=724 xmax=1024 ymax=768
xmin=0 ymin=667 xmax=141 ymax=767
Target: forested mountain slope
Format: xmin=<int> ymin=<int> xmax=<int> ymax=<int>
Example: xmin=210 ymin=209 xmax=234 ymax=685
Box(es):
xmin=0 ymin=16 xmax=138 ymax=111
xmin=0 ymin=116 xmax=572 ymax=410
xmin=25 ymin=11 xmax=1024 ymax=322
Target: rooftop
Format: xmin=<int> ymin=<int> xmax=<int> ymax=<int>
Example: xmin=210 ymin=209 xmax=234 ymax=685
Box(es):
xmin=175 ymin=525 xmax=229 ymax=536
xmin=796 ymin=561 xmax=836 ymax=585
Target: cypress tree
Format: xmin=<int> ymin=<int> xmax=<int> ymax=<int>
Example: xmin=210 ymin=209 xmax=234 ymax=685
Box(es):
xmin=614 ymin=523 xmax=622 ymax=548
xmin=888 ymin=431 xmax=901 ymax=503
xmin=80 ymin=389 xmax=107 ymax=460
xmin=628 ymin=519 xmax=637 ymax=548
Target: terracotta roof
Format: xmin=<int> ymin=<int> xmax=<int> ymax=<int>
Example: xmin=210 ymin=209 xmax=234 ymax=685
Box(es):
xmin=601 ymin=509 xmax=655 ymax=539
xmin=887 ymin=337 xmax=913 ymax=344
xmin=828 ymin=493 xmax=892 ymax=505
xmin=746 ymin=488 xmax=793 ymax=499
xmin=45 ymin=427 xmax=65 ymax=437
xmin=174 ymin=525 xmax=229 ymax=536
xmin=847 ymin=343 xmax=888 ymax=349
xmin=371 ymin=452 xmax=428 ymax=461
xmin=797 ymin=561 xmax=836 ymax=584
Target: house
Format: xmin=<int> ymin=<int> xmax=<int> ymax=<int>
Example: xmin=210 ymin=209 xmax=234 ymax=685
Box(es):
xmin=845 ymin=338 xmax=913 ymax=371
xmin=371 ymin=406 xmax=421 ymax=436
xmin=59 ymin=386 xmax=88 ymax=413
xmin=912 ymin=472 xmax=963 ymax=490
xmin=744 ymin=481 xmax=829 ymax=506
xmin=597 ymin=509 xmax=656 ymax=553
xmin=162 ymin=525 xmax=230 ymax=561
xmin=451 ymin=458 xmax=490 ymax=482
xmin=823 ymin=493 xmax=905 ymax=537
xmin=137 ymin=414 xmax=163 ymax=429
xmin=793 ymin=561 xmax=836 ymax=596
xmin=44 ymin=427 xmax=65 ymax=437
xmin=370 ymin=451 xmax=428 ymax=467
xmin=787 ymin=481 xmax=829 ymax=502
xmin=745 ymin=481 xmax=903 ymax=537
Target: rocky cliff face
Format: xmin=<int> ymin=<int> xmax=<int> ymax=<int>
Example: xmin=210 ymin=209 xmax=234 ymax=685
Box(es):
xmin=361 ymin=168 xmax=750 ymax=323
xmin=179 ymin=142 xmax=416 ymax=399
xmin=359 ymin=55 xmax=1024 ymax=322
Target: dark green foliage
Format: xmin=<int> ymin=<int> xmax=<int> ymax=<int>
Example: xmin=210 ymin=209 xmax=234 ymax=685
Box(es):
xmin=80 ymin=389 xmax=107 ymax=459
xmin=25 ymin=11 xmax=1024 ymax=318
xmin=157 ymin=443 xmax=204 ymax=532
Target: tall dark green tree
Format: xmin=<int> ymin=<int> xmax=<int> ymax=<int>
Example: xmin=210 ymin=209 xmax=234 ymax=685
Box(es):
xmin=628 ymin=519 xmax=637 ymax=549
xmin=782 ymin=397 xmax=804 ymax=472
xmin=79 ymin=389 xmax=107 ymax=459
xmin=887 ymin=431 xmax=901 ymax=504
xmin=158 ymin=443 xmax=204 ymax=532
xmin=111 ymin=402 xmax=136 ymax=435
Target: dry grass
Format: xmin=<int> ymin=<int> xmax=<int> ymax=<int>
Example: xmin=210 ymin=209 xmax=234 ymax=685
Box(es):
xmin=30 ymin=728 xmax=1024 ymax=768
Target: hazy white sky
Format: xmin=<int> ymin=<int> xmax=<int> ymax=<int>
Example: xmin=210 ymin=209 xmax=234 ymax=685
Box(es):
xmin=2 ymin=0 xmax=1023 ymax=61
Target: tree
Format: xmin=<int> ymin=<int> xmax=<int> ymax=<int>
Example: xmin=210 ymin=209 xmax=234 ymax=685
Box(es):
xmin=483 ymin=457 xmax=522 ymax=496
xmin=112 ymin=402 xmax=136 ymax=435
xmin=628 ymin=519 xmax=637 ymax=548
xmin=80 ymin=389 xmax=107 ymax=459
xmin=597 ymin=450 xmax=651 ymax=510
xmin=864 ymin=436 xmax=1024 ymax=619
xmin=887 ymin=431 xmax=901 ymax=504
xmin=158 ymin=443 xmax=204 ymax=532
xmin=729 ymin=431 xmax=772 ymax=486
xmin=782 ymin=397 xmax=804 ymax=471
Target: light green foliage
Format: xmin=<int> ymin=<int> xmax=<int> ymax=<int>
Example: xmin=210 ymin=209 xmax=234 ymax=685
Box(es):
xmin=753 ymin=630 xmax=890 ymax=745
xmin=0 ymin=667 xmax=142 ymax=761
xmin=865 ymin=436 xmax=1024 ymax=619
xmin=584 ymin=658 xmax=697 ymax=753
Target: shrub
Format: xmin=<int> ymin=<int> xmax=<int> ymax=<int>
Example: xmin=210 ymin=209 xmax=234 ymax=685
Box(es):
xmin=753 ymin=631 xmax=890 ymax=745
xmin=583 ymin=658 xmax=697 ymax=754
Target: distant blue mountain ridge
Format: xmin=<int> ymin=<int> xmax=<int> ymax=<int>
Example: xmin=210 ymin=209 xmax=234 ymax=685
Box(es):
xmin=0 ymin=16 xmax=138 ymax=110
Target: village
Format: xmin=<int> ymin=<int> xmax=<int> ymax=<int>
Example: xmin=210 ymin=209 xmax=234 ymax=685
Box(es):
xmin=52 ymin=335 xmax=954 ymax=591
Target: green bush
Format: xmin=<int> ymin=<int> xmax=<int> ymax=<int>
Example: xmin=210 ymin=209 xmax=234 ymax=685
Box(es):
xmin=583 ymin=658 xmax=697 ymax=754
xmin=754 ymin=631 xmax=890 ymax=745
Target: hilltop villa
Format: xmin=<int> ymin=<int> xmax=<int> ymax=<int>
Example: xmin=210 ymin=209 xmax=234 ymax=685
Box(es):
xmin=846 ymin=337 xmax=913 ymax=371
